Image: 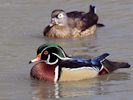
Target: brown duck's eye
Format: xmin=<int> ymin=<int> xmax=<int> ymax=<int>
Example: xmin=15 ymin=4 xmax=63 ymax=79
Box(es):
xmin=58 ymin=13 xmax=64 ymax=18
xmin=44 ymin=50 xmax=49 ymax=55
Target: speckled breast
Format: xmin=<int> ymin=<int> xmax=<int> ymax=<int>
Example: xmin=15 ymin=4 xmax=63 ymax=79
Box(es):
xmin=46 ymin=25 xmax=96 ymax=38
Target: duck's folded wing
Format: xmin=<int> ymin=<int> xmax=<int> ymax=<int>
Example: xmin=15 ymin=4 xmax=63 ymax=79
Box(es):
xmin=58 ymin=59 xmax=92 ymax=68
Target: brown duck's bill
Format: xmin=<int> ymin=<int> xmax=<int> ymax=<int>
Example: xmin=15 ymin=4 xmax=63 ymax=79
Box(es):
xmin=49 ymin=23 xmax=53 ymax=27
xmin=29 ymin=54 xmax=41 ymax=64
xmin=49 ymin=18 xmax=58 ymax=27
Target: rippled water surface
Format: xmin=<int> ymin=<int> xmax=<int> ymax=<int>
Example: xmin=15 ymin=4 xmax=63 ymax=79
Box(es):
xmin=0 ymin=0 xmax=133 ymax=100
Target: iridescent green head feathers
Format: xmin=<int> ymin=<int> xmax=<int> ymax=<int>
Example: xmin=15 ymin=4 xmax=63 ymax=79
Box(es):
xmin=29 ymin=43 xmax=71 ymax=65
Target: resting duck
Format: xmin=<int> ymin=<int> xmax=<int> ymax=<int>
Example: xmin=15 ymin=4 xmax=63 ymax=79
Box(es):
xmin=29 ymin=44 xmax=130 ymax=82
xmin=43 ymin=5 xmax=104 ymax=38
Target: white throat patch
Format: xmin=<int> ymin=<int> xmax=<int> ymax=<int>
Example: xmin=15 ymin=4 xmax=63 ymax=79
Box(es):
xmin=46 ymin=54 xmax=59 ymax=65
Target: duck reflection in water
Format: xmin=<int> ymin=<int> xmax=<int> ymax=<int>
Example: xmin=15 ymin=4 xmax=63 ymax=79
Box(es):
xmin=31 ymin=72 xmax=130 ymax=99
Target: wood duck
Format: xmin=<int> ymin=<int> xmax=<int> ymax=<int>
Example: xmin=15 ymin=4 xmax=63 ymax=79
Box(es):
xmin=29 ymin=44 xmax=130 ymax=82
xmin=43 ymin=5 xmax=104 ymax=38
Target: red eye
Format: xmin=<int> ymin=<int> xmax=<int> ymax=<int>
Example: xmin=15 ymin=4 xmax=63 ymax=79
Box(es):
xmin=44 ymin=50 xmax=49 ymax=55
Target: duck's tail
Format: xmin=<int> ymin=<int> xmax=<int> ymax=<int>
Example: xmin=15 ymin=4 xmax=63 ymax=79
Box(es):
xmin=89 ymin=5 xmax=105 ymax=27
xmin=99 ymin=59 xmax=130 ymax=75
xmin=103 ymin=60 xmax=130 ymax=71
xmin=89 ymin=5 xmax=96 ymax=14
xmin=96 ymin=23 xmax=105 ymax=27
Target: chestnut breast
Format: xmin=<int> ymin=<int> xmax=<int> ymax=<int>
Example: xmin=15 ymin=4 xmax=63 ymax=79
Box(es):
xmin=30 ymin=62 xmax=56 ymax=81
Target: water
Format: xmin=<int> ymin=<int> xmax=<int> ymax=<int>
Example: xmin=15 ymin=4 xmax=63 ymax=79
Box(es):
xmin=0 ymin=0 xmax=133 ymax=100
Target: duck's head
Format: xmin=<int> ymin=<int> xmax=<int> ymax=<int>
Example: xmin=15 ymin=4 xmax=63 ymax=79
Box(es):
xmin=50 ymin=9 xmax=68 ymax=27
xmin=29 ymin=44 xmax=70 ymax=65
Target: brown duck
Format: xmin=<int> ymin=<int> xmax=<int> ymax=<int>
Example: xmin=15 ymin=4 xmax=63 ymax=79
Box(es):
xmin=43 ymin=5 xmax=104 ymax=38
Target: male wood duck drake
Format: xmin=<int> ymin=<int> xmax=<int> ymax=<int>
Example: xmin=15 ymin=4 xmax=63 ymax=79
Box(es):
xmin=43 ymin=5 xmax=104 ymax=38
xmin=29 ymin=44 xmax=130 ymax=82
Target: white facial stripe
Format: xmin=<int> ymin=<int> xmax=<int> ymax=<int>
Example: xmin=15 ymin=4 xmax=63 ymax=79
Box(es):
xmin=39 ymin=45 xmax=70 ymax=64
xmin=60 ymin=49 xmax=67 ymax=58
xmin=40 ymin=46 xmax=67 ymax=58
xmin=52 ymin=53 xmax=72 ymax=60
xmin=47 ymin=59 xmax=59 ymax=65
xmin=54 ymin=65 xmax=59 ymax=82
xmin=46 ymin=54 xmax=59 ymax=65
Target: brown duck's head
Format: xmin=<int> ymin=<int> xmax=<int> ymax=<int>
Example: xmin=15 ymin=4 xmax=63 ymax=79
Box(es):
xmin=50 ymin=9 xmax=68 ymax=27
xmin=29 ymin=43 xmax=71 ymax=65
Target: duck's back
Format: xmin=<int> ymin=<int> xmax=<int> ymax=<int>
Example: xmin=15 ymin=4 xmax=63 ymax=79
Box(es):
xmin=66 ymin=11 xmax=85 ymax=31
xmin=66 ymin=5 xmax=98 ymax=31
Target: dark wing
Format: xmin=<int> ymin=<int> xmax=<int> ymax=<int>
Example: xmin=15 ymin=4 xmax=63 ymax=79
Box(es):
xmin=66 ymin=11 xmax=86 ymax=30
xmin=83 ymin=12 xmax=98 ymax=27
xmin=59 ymin=53 xmax=110 ymax=70
xmin=58 ymin=59 xmax=92 ymax=68
xmin=58 ymin=58 xmax=102 ymax=71
xmin=66 ymin=10 xmax=98 ymax=31
xmin=66 ymin=5 xmax=104 ymax=31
